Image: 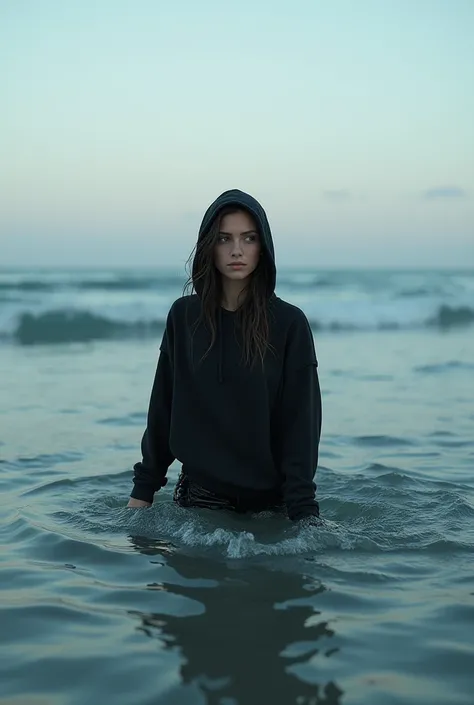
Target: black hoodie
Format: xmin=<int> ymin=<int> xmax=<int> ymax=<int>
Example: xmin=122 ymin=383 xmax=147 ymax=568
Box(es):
xmin=130 ymin=189 xmax=322 ymax=520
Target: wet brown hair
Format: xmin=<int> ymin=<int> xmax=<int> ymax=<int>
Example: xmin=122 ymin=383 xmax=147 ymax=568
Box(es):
xmin=183 ymin=207 xmax=274 ymax=366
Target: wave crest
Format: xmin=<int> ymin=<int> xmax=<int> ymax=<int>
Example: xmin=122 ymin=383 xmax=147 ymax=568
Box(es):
xmin=6 ymin=302 xmax=474 ymax=345
xmin=14 ymin=310 xmax=165 ymax=345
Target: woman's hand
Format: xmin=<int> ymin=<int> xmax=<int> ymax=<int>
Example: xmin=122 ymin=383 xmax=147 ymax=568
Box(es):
xmin=127 ymin=498 xmax=152 ymax=508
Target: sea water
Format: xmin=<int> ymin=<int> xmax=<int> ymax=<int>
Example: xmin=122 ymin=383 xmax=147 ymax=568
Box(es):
xmin=1 ymin=267 xmax=473 ymax=705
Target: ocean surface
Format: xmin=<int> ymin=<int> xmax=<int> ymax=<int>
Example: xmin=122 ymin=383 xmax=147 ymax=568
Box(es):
xmin=1 ymin=266 xmax=473 ymax=705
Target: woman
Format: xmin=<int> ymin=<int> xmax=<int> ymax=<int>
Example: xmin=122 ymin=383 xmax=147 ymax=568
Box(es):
xmin=127 ymin=189 xmax=322 ymax=522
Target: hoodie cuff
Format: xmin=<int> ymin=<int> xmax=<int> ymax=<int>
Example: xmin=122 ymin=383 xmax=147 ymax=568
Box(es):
xmin=130 ymin=483 xmax=157 ymax=504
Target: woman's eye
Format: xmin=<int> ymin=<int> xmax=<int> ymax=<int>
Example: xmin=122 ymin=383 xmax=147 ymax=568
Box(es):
xmin=217 ymin=234 xmax=258 ymax=244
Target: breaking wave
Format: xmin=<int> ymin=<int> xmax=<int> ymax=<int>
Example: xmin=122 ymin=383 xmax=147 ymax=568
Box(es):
xmin=14 ymin=310 xmax=165 ymax=345
xmin=427 ymin=304 xmax=474 ymax=328
xmin=4 ymin=303 xmax=474 ymax=345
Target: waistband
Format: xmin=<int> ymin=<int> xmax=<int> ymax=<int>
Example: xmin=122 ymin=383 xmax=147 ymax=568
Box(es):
xmin=175 ymin=471 xmax=284 ymax=513
xmin=181 ymin=466 xmax=283 ymax=503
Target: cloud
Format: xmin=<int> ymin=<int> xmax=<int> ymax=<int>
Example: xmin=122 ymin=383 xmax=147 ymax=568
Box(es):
xmin=422 ymin=186 xmax=468 ymax=200
xmin=322 ymin=190 xmax=351 ymax=202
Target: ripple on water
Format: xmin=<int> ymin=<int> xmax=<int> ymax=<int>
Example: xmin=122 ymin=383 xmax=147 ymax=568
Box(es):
xmin=414 ymin=360 xmax=474 ymax=374
xmin=13 ymin=452 xmax=84 ymax=467
xmin=353 ymin=435 xmax=417 ymax=448
xmin=97 ymin=412 xmax=146 ymax=426
xmin=14 ymin=457 xmax=473 ymax=565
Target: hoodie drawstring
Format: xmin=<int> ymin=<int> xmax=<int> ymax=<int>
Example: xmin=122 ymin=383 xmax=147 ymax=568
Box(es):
xmin=218 ymin=307 xmax=224 ymax=384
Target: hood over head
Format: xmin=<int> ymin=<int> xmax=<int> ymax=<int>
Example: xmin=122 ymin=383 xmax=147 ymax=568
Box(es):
xmin=198 ymin=189 xmax=276 ymax=297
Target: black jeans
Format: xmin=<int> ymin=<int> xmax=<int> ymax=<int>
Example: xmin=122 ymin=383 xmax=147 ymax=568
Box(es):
xmin=173 ymin=471 xmax=285 ymax=515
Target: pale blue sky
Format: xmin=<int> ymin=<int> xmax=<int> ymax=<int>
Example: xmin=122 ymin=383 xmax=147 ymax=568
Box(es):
xmin=1 ymin=0 xmax=473 ymax=267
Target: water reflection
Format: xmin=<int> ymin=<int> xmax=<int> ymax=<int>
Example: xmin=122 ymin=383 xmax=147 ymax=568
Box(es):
xmin=128 ymin=534 xmax=343 ymax=705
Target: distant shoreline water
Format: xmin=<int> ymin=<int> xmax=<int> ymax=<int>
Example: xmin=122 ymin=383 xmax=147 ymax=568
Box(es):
xmin=0 ymin=267 xmax=473 ymax=344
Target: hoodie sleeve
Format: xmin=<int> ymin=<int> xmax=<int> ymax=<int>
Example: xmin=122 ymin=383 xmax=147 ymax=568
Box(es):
xmin=130 ymin=325 xmax=175 ymax=503
xmin=277 ymin=311 xmax=322 ymax=521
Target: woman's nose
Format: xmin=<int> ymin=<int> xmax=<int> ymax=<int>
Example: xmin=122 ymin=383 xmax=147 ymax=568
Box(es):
xmin=230 ymin=239 xmax=243 ymax=255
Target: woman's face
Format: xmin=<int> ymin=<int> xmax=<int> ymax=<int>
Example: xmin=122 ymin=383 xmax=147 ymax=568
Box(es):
xmin=214 ymin=210 xmax=261 ymax=282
